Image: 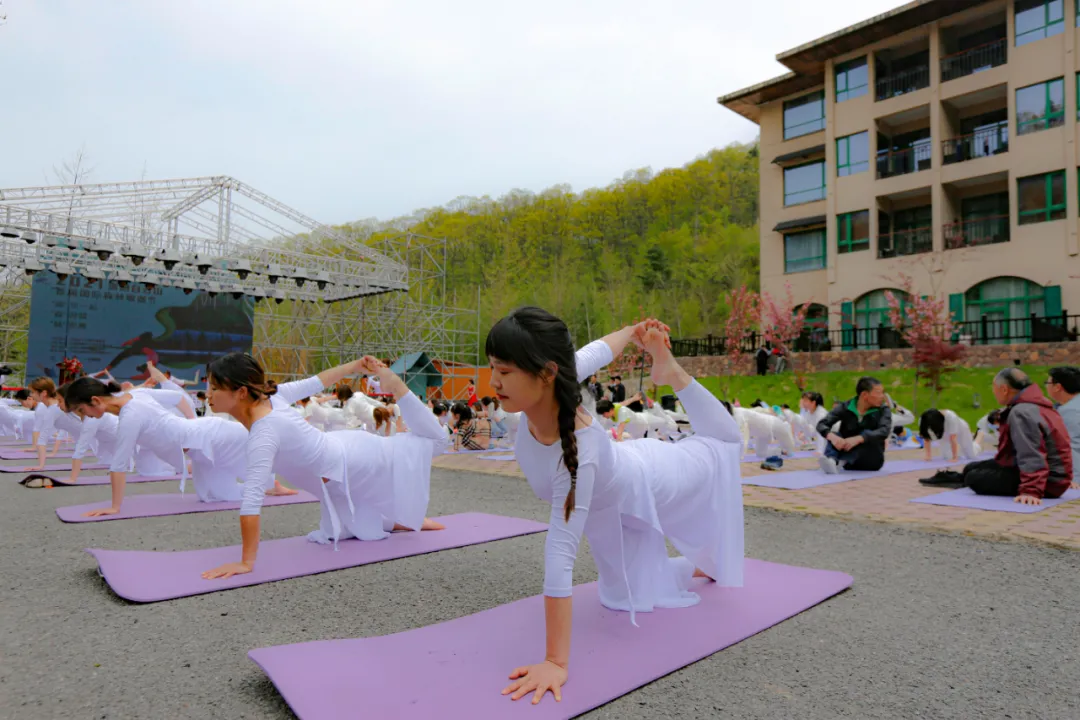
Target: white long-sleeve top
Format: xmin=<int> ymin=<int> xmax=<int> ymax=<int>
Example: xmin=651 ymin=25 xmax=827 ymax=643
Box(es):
xmin=109 ymin=393 xmax=209 ymax=473
xmin=53 ymin=411 xmax=83 ymax=445
xmin=271 ymin=376 xmax=324 ymax=410
xmin=32 ymin=402 xmax=64 ymax=446
xmin=72 ymin=413 xmax=120 ymax=461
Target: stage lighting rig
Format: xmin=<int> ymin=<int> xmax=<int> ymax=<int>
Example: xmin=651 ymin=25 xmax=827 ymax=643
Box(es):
xmin=21 ymin=230 xmax=39 ymax=245
xmin=0 ymin=227 xmax=18 ymax=239
xmin=265 ymin=263 xmax=282 ymax=284
xmin=228 ymin=258 xmax=254 ymax=280
xmin=291 ymin=267 xmax=310 ymax=288
xmin=112 ymin=269 xmax=133 ymax=288
xmin=194 ymin=254 xmax=214 ymax=275
xmin=90 ymin=240 xmax=116 ymax=261
xmin=314 ymin=271 xmax=331 ymax=291
xmin=21 ymin=257 xmax=44 ymax=276
xmin=51 ymin=261 xmax=74 ymax=281
xmin=122 ymin=243 xmax=149 ymax=266
xmin=178 ymin=278 xmax=197 ymax=295
xmin=155 ymin=248 xmax=183 ymax=271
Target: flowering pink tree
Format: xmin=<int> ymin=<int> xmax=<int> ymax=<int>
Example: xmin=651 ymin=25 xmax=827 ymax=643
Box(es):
xmin=760 ymin=282 xmax=811 ymax=389
xmin=716 ymin=286 xmax=759 ymax=399
xmin=885 ymin=275 xmax=966 ymax=405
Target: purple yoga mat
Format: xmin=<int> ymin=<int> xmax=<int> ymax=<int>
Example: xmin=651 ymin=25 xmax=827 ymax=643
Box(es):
xmin=0 ymin=461 xmax=108 ymax=473
xmin=87 ymin=513 xmax=547 ymax=602
xmin=910 ymin=487 xmax=1080 ymax=513
xmin=0 ymin=450 xmax=77 ymax=460
xmin=742 ymin=454 xmax=989 ymax=490
xmin=249 ymin=558 xmax=852 ymax=720
xmin=23 ymin=473 xmax=181 ymax=487
xmin=57 ymin=491 xmax=317 ymax=523
xmin=741 ymin=450 xmax=816 ymax=463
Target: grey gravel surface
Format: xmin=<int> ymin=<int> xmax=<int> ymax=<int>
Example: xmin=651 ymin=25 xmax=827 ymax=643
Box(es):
xmin=1 ymin=461 xmax=1078 ymax=720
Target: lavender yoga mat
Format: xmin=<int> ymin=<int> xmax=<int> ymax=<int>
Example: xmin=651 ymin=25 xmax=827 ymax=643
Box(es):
xmin=22 ymin=473 xmax=181 ymax=487
xmin=910 ymin=487 xmax=1080 ymax=513
xmin=742 ymin=455 xmax=987 ymax=490
xmin=0 ymin=461 xmax=108 ymax=473
xmin=57 ymin=491 xmax=317 ymax=523
xmin=249 ymin=558 xmax=852 ymax=720
xmin=0 ymin=450 xmax=77 ymax=460
xmin=87 ymin=512 xmax=547 ymax=602
xmin=741 ymin=450 xmax=816 ymax=463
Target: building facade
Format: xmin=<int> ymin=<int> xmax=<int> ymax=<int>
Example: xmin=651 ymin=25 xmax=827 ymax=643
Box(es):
xmin=719 ymin=0 xmax=1079 ymax=350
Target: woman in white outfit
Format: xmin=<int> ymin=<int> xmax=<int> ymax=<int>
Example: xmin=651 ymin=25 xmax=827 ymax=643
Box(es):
xmin=919 ymin=408 xmax=979 ymax=463
xmin=24 ymin=378 xmax=65 ymax=467
xmin=489 ymin=308 xmax=744 ymax=707
xmin=796 ymin=391 xmax=829 ymax=452
xmin=64 ymin=378 xmax=265 ymax=517
xmin=201 ymin=353 xmax=449 ymax=581
xmin=733 ymin=405 xmax=797 ymax=459
xmin=973 ymin=409 xmax=1002 ymax=452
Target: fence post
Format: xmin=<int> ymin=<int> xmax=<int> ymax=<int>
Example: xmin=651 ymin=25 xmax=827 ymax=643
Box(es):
xmin=981 ymin=315 xmax=988 ymax=345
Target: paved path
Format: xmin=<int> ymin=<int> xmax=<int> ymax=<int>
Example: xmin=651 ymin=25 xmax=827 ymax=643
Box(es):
xmin=2 ymin=464 xmax=1078 ymax=719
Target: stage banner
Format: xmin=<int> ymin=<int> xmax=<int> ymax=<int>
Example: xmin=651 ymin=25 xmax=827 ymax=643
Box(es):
xmin=25 ymin=273 xmax=255 ymax=383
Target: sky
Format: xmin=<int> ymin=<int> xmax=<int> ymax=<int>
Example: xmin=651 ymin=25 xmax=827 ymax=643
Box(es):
xmin=0 ymin=0 xmax=902 ymax=225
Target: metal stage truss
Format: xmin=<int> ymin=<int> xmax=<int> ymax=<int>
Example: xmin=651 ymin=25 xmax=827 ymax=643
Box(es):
xmin=0 ymin=176 xmax=478 ymax=385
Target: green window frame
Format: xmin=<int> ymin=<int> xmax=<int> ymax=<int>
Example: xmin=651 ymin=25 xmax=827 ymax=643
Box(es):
xmin=1015 ymin=0 xmax=1064 ymax=47
xmin=783 ymin=228 xmax=826 ymax=274
xmin=783 ymin=161 xmax=826 ymax=206
xmin=783 ymin=91 xmax=825 ymax=140
xmin=837 ymin=210 xmax=870 ymax=254
xmin=835 ymin=57 xmax=868 ymax=103
xmin=836 ymin=132 xmax=869 ymax=177
xmin=1017 ymin=170 xmax=1065 ymax=224
xmin=1016 ymin=78 xmax=1065 ymax=135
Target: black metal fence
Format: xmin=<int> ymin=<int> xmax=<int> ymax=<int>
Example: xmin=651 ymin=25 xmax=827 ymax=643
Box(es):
xmin=670 ymin=313 xmax=1078 ymax=357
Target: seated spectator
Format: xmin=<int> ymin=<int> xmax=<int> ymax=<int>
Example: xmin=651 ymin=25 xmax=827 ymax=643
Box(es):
xmin=1045 ymin=366 xmax=1080 ymax=490
xmin=451 ymin=401 xmax=490 ymax=451
xmin=919 ymin=408 xmax=979 ymax=463
xmin=816 ymin=376 xmax=892 ymax=474
xmin=961 ymin=369 xmax=1072 ymax=505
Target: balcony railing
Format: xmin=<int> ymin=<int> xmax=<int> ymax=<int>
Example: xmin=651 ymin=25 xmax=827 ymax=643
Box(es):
xmin=944 ymin=215 xmax=1010 ymax=250
xmin=940 ymin=38 xmax=1007 ymax=82
xmin=941 ymin=121 xmax=1008 ymax=165
xmin=875 ymin=64 xmax=930 ymax=101
xmin=670 ymin=312 xmax=1079 ymax=357
xmin=877 ymin=142 xmax=932 ymax=178
xmin=877 ymin=226 xmax=933 ymax=259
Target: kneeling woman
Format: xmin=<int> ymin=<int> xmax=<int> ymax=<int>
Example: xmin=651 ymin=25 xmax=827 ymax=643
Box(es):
xmin=488 ymin=308 xmax=744 ymax=706
xmin=64 ymin=379 xmax=255 ymax=517
xmin=201 ymin=353 xmax=448 ymax=581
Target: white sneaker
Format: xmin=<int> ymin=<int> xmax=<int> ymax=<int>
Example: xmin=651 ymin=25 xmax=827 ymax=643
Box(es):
xmin=817 ymin=455 xmax=839 ymax=475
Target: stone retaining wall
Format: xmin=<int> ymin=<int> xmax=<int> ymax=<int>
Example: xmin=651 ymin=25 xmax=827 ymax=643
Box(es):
xmin=676 ymin=342 xmax=1080 ymax=377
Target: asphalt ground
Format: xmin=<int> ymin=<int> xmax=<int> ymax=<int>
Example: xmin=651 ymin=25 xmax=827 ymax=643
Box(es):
xmin=1 ymin=457 xmax=1077 ymax=720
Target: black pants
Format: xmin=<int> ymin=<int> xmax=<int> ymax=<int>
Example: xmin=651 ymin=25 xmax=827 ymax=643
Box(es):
xmin=756 ymin=358 xmax=767 ymax=376
xmin=825 ymin=439 xmax=885 ymax=471
xmin=962 ymin=459 xmax=1020 ymax=496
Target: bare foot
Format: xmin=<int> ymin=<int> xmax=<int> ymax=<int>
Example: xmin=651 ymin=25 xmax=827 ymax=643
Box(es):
xmin=390 ymin=518 xmax=446 ymax=532
xmin=693 ymin=568 xmax=715 ymax=581
xmin=266 ymin=480 xmax=299 ymax=496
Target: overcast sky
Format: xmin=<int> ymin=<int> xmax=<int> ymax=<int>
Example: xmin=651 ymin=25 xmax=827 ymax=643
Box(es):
xmin=1 ymin=0 xmax=901 ymax=224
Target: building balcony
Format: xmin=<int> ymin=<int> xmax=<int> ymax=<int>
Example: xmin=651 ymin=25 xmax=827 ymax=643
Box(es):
xmin=940 ymin=37 xmax=1007 ymax=83
xmin=877 ymin=143 xmax=931 ymax=179
xmin=943 ymin=215 xmax=1010 ymax=250
xmin=877 ymin=226 xmax=932 ymax=259
xmin=941 ymin=121 xmax=1008 ymax=165
xmin=875 ymin=64 xmax=930 ymax=101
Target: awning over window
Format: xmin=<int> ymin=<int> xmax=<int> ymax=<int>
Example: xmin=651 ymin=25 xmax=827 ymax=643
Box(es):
xmin=773 ymin=215 xmax=826 ymax=233
xmin=772 ymin=144 xmax=825 ymax=165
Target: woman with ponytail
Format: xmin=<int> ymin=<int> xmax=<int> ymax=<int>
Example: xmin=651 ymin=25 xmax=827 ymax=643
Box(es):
xmin=200 ymin=353 xmax=448 ymax=581
xmin=23 ymin=377 xmax=66 ymax=467
xmin=487 ymin=307 xmax=744 ymax=706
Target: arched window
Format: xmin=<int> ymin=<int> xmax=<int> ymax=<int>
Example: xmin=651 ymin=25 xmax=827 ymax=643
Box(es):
xmin=795 ymin=303 xmax=830 ymax=351
xmin=848 ymin=289 xmax=909 ymax=349
xmin=964 ymin=277 xmax=1045 ymax=344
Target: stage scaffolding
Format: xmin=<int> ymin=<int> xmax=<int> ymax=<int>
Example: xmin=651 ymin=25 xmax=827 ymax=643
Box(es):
xmin=0 ymin=176 xmax=478 ymax=390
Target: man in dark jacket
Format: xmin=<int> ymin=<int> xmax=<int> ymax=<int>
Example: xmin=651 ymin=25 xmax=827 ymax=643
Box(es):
xmin=962 ymin=368 xmax=1073 ymax=505
xmin=608 ymin=375 xmax=626 ymax=403
xmin=816 ymin=376 xmax=892 ymax=473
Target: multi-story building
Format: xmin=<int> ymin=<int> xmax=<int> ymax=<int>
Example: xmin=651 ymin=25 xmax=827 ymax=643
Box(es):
xmin=718 ymin=0 xmax=1079 ymax=349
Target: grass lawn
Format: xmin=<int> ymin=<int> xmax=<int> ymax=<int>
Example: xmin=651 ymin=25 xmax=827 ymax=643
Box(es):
xmin=653 ymin=365 xmax=1057 ymax=428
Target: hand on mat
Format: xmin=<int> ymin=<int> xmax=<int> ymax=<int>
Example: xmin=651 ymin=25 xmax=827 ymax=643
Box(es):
xmin=1014 ymin=494 xmax=1042 ymax=506
xmin=83 ymin=507 xmax=120 ymax=517
xmin=202 ymin=562 xmax=253 ymax=580
xmin=21 ymin=466 xmax=44 ymax=472
xmin=503 ymin=660 xmax=567 ymax=705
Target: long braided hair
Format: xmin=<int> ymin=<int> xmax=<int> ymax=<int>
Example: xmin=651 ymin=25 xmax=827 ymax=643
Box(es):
xmin=485 ymin=307 xmax=582 ymax=522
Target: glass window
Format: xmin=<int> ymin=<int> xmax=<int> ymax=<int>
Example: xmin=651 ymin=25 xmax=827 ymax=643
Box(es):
xmin=784 ymin=161 xmax=825 ymax=206
xmin=783 ymin=91 xmax=825 ymax=140
xmin=1016 ymin=78 xmax=1065 ymax=135
xmin=855 ymin=290 xmax=908 ymax=330
xmin=835 ymin=57 xmax=868 ymax=102
xmin=784 ymin=229 xmax=826 ymax=274
xmin=1017 ymin=171 xmax=1066 ymax=224
xmin=836 ymin=132 xmax=869 ymax=177
xmin=965 ymin=277 xmax=1046 ymax=343
xmin=1016 ymin=0 xmax=1064 ymax=46
xmin=838 ymin=210 xmax=870 ymax=254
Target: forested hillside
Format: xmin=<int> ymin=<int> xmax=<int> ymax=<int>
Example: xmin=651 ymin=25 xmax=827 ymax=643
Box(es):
xmin=357 ymin=142 xmax=760 ymax=345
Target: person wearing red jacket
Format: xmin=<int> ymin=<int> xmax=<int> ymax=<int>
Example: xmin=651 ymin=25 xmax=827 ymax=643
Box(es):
xmin=962 ymin=368 xmax=1073 ymax=506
